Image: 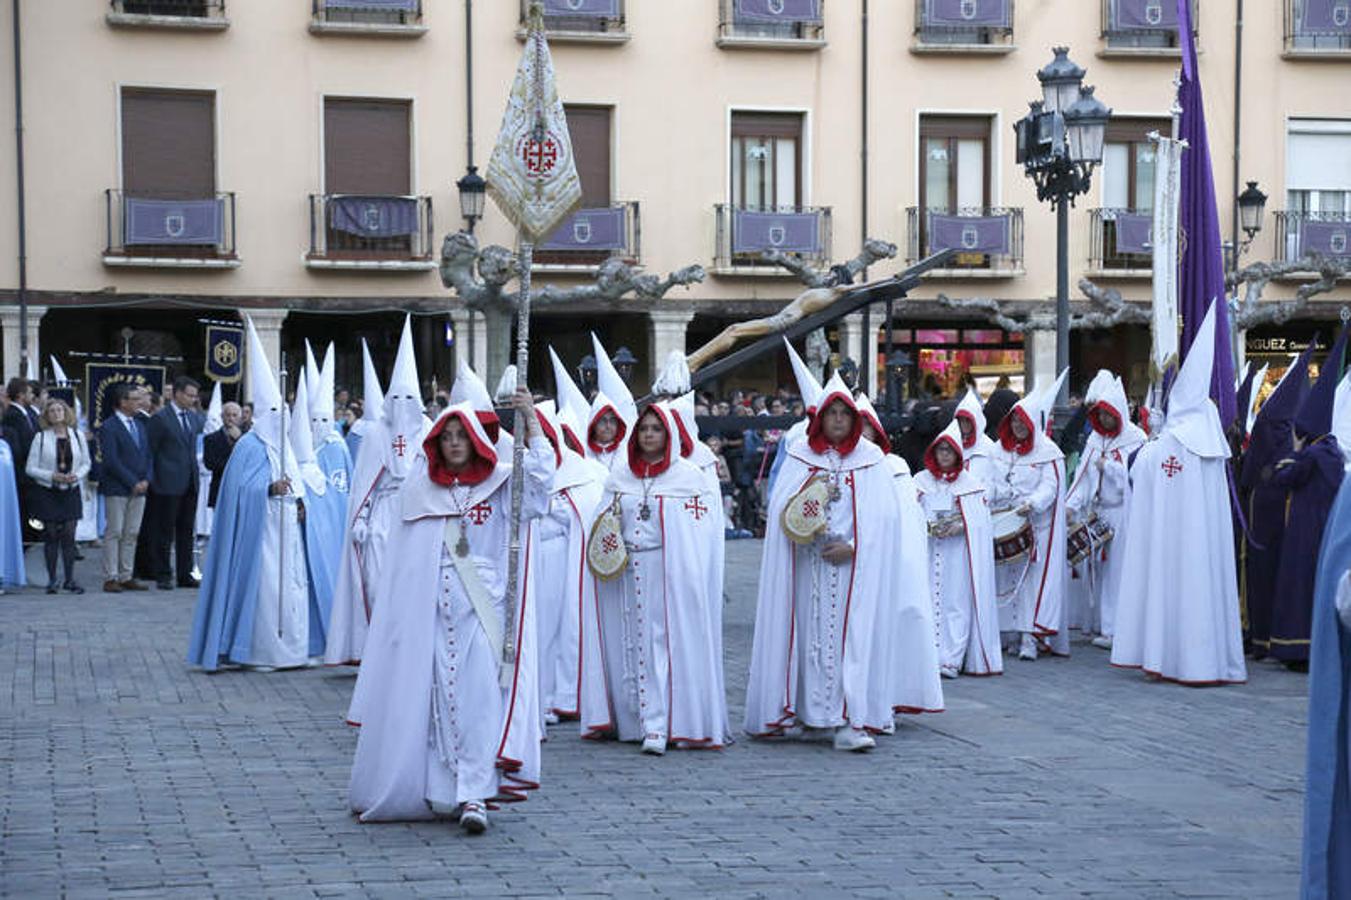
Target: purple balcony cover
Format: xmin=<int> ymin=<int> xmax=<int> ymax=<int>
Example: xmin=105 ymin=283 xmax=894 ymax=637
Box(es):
xmin=732 ymin=210 xmax=821 ymax=254
xmin=734 ymin=0 xmax=822 ymax=24
xmin=927 ymin=213 xmax=1010 ymax=255
xmin=329 ymin=195 xmax=419 ymax=238
xmin=1114 ymin=212 xmax=1153 ymax=254
xmin=541 ymin=207 xmax=627 ymax=250
xmin=125 ymin=197 xmax=223 ymax=246
xmin=924 ymin=0 xmax=1011 ymax=28
xmin=542 ymin=0 xmax=621 ymax=15
xmin=1300 ymin=0 xmax=1351 ymax=33
xmin=1110 ymin=0 xmax=1178 ymax=31
xmin=323 ymin=0 xmax=418 ymax=10
xmin=1299 ymin=220 xmax=1351 ymax=259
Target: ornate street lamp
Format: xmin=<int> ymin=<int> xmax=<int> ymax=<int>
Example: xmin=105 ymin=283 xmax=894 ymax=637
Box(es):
xmin=612 ymin=346 xmax=638 ymax=384
xmin=456 ymin=165 xmax=487 ymax=234
xmin=577 ymin=354 xmax=598 ymax=396
xmin=1237 ymin=180 xmax=1267 ymax=243
xmin=885 ymin=349 xmax=913 ymax=414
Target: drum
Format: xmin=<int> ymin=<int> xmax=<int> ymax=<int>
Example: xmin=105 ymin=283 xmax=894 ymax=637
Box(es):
xmin=991 ymin=507 xmax=1034 ymax=564
xmin=1066 ymin=511 xmax=1115 ymax=567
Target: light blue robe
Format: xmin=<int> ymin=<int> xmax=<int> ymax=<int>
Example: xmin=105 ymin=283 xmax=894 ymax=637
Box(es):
xmin=1303 ymin=474 xmax=1351 ymax=899
xmin=302 ymin=438 xmax=353 ymax=656
xmin=0 ymin=441 xmax=25 ymax=587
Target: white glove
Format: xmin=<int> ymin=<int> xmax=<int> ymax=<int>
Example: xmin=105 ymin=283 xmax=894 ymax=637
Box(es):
xmin=351 ymin=516 xmax=369 ymax=545
xmin=1337 ymin=571 xmax=1351 ymax=630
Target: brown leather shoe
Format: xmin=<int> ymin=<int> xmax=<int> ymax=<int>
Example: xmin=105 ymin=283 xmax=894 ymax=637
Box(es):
xmin=103 ymin=580 xmax=124 ymax=593
xmin=120 ymin=580 xmax=149 ymax=591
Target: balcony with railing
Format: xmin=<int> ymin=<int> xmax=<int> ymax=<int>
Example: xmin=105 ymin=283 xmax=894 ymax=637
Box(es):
xmin=310 ymin=0 xmax=426 ymax=37
xmin=306 ymin=194 xmax=436 ymax=270
xmin=911 ymin=0 xmax=1015 ymax=54
xmin=106 ymin=0 xmax=228 ymax=30
xmin=532 ymin=202 xmax=640 ymax=273
xmin=1283 ymin=0 xmax=1351 ymax=56
xmin=1087 ymin=208 xmax=1153 ymax=276
xmin=521 ymin=0 xmax=628 ymax=44
xmin=104 ymin=190 xmax=238 ymax=268
xmin=1099 ymin=0 xmax=1196 ymax=57
xmin=1273 ymin=210 xmax=1351 ymax=268
xmin=906 ymin=207 xmax=1023 ymax=276
xmin=713 ymin=205 xmax=831 ymax=275
xmin=717 ymin=0 xmax=826 ymax=50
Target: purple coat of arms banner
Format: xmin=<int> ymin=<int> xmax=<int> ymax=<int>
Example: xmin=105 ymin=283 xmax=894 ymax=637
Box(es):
xmin=1110 ymin=0 xmax=1178 ymax=31
xmin=1114 ymin=213 xmax=1153 ymax=254
xmin=540 ymin=207 xmax=627 ymax=250
xmin=323 ymin=0 xmax=419 ymax=10
xmin=924 ymin=0 xmax=1011 ymax=28
xmin=328 ymin=196 xmax=418 ymax=238
xmin=125 ymin=197 xmax=223 ymax=246
xmin=542 ymin=0 xmax=621 ymax=15
xmin=1299 ymin=221 xmax=1351 ymax=259
xmin=1300 ymin=0 xmax=1351 ymax=33
xmin=928 ymin=213 xmax=1010 ymax=255
xmin=734 ymin=0 xmax=823 ymax=24
xmin=732 ymin=210 xmax=821 ymax=254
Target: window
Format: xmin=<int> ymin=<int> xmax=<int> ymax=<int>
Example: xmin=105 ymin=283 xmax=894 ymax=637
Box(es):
xmin=1102 ymin=0 xmax=1195 ymax=50
xmin=537 ymin=106 xmax=639 ymax=265
xmin=312 ymin=0 xmax=423 ymax=31
xmin=319 ymin=98 xmax=422 ymax=260
xmin=718 ymin=0 xmax=825 ymax=46
xmin=531 ymin=0 xmax=627 ymax=39
xmin=1101 ymin=118 xmax=1167 ymax=212
xmin=118 ymin=0 xmax=214 ymax=16
xmin=731 ymin=112 xmax=803 ymax=211
xmin=919 ymin=115 xmax=990 ymax=213
xmin=1281 ymin=119 xmax=1351 ymax=263
xmin=913 ymin=0 xmax=1014 ymax=48
xmin=1285 ymin=0 xmax=1351 ymax=52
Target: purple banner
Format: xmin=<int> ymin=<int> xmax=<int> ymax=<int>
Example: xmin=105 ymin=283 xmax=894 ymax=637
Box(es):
xmin=125 ymin=197 xmax=222 ymax=246
xmin=732 ymin=210 xmax=821 ymax=254
xmin=328 ymin=196 xmax=418 ymax=238
xmin=324 ymin=0 xmax=419 ymax=10
xmin=924 ymin=0 xmax=1011 ymax=28
xmin=1114 ymin=213 xmax=1153 ymax=254
xmin=1299 ymin=220 xmax=1351 ymax=258
xmin=1110 ymin=0 xmax=1178 ymax=31
xmin=542 ymin=0 xmax=621 ymax=15
xmin=541 ymin=207 xmax=627 ymax=250
xmin=927 ymin=213 xmax=1010 ymax=255
xmin=734 ymin=0 xmax=822 ymax=24
xmin=1300 ymin=0 xmax=1351 ymax=33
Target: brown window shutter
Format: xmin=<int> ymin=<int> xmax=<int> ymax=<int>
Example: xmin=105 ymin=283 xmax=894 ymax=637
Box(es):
xmin=919 ymin=115 xmax=992 ymax=141
xmin=121 ymin=88 xmax=215 ymax=197
xmin=565 ymin=105 xmax=611 ymax=207
xmin=324 ymin=98 xmax=412 ymax=195
xmin=1105 ymin=117 xmax=1172 ymax=144
xmin=731 ymin=112 xmax=803 ymax=139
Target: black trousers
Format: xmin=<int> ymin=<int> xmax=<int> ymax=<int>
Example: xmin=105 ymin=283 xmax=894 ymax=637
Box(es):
xmin=144 ymin=487 xmax=197 ymax=584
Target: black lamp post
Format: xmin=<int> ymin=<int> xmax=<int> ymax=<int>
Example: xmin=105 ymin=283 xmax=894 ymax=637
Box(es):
xmin=1236 ymin=180 xmax=1267 ymax=252
xmin=885 ymin=349 xmax=912 ymax=415
xmin=612 ymin=346 xmax=638 ymax=385
xmin=456 ymin=165 xmax=487 ymax=234
xmin=577 ymin=354 xmax=598 ymax=397
xmin=1015 ymin=47 xmax=1111 ymax=421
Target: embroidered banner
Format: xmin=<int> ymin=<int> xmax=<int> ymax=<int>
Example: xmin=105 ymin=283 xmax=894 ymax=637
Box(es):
xmin=924 ymin=0 xmax=1011 ymax=28
xmin=85 ymin=363 xmax=165 ymax=430
xmin=1150 ymin=136 xmax=1183 ymax=377
xmin=541 ymin=0 xmax=620 ymax=15
xmin=1300 ymin=0 xmax=1351 ymax=32
xmin=125 ymin=197 xmax=223 ymax=246
xmin=1114 ymin=212 xmax=1153 ymax=254
xmin=323 ymin=0 xmax=419 ymax=10
xmin=734 ymin=0 xmax=823 ymax=24
xmin=540 ymin=206 xmax=627 ymax=250
xmin=205 ymin=324 xmax=244 ymax=384
xmin=328 ymin=195 xmax=419 ymax=238
xmin=927 ymin=213 xmax=1010 ymax=255
xmin=1110 ymin=0 xmax=1178 ymax=31
xmin=732 ymin=209 xmax=821 ymax=254
xmin=1299 ymin=220 xmax=1351 ymax=259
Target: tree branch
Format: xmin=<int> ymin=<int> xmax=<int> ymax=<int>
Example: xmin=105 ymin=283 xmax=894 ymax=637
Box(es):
xmin=760 ymin=238 xmax=898 ymax=288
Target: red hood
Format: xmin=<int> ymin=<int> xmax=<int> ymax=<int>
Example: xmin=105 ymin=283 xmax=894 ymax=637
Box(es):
xmin=627 ymin=405 xmax=675 ymax=478
xmin=924 ymin=433 xmax=964 ymax=482
xmin=997 ymin=406 xmax=1037 ymax=455
xmin=1087 ymin=400 xmax=1123 ymax=438
xmin=423 ymin=409 xmax=497 ymax=486
xmin=806 ymin=393 xmax=863 ymax=455
xmin=955 ymin=410 xmax=978 ymax=448
xmin=588 ymin=404 xmax=627 ymax=454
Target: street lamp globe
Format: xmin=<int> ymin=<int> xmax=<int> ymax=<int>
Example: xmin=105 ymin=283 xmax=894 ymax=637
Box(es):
xmin=455 ymin=165 xmax=487 ymax=230
xmin=1063 ymin=85 xmax=1111 ymax=166
xmin=1036 ymin=46 xmax=1085 ymax=116
xmin=1238 ymin=180 xmax=1267 ymax=239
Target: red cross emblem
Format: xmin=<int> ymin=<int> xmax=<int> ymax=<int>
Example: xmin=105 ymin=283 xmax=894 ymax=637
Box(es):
xmin=522 ymin=137 xmax=559 ymax=177
xmin=465 ymin=502 xmax=492 ymax=525
xmin=601 ymin=533 xmax=619 ymax=553
xmin=684 ymin=497 xmax=708 ymax=520
xmin=391 ymin=435 xmax=407 ymax=457
xmin=1161 ymin=456 xmax=1183 ymax=478
xmin=803 ymin=499 xmax=820 ymax=518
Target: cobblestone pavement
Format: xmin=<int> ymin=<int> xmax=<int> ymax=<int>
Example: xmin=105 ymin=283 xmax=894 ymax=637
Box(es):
xmin=0 ymin=541 xmax=1307 ymax=898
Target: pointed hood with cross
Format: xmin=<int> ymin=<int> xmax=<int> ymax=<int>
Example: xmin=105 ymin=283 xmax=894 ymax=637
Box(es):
xmin=384 ymin=315 xmax=425 ymax=479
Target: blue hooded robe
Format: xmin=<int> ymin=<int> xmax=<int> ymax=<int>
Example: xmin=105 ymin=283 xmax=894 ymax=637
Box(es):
xmin=0 ymin=441 xmax=25 ymax=588
xmin=301 ymin=438 xmax=353 ymax=656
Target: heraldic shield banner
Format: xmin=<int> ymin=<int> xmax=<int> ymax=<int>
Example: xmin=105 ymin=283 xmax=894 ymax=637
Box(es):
xmin=485 ymin=2 xmax=583 ymax=242
xmin=205 ymin=324 xmax=244 ymax=384
xmin=85 ymin=363 xmax=165 ymax=430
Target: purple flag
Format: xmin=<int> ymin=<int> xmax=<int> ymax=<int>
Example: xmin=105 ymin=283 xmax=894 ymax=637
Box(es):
xmin=925 ymin=0 xmax=1011 ymax=28
xmin=1111 ymin=0 xmax=1178 ymax=31
xmin=1114 ymin=212 xmax=1153 ymax=254
xmin=328 ymin=195 xmax=418 ymax=238
xmin=540 ymin=206 xmax=627 ymax=250
xmin=1300 ymin=0 xmax=1351 ymax=33
xmin=927 ymin=213 xmax=1010 ymax=255
xmin=542 ymin=0 xmax=621 ymax=16
xmin=324 ymin=0 xmax=419 ymax=9
xmin=734 ymin=0 xmax=822 ymax=24
xmin=732 ymin=210 xmax=821 ymax=254
xmin=1299 ymin=220 xmax=1351 ymax=259
xmin=1176 ymin=0 xmax=1235 ymax=426
xmin=125 ymin=197 xmax=222 ymax=246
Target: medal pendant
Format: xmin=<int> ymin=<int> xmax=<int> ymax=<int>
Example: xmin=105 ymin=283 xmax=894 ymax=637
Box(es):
xmin=638 ymin=503 xmax=652 ymax=521
xmin=455 ymin=522 xmax=470 ymax=558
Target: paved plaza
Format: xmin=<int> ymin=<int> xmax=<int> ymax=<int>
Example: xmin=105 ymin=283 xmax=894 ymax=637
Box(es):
xmin=0 ymin=540 xmax=1308 ymax=898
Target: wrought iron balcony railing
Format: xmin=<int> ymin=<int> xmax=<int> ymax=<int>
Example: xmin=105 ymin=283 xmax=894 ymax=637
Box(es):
xmin=1100 ymin=0 xmax=1196 ymax=50
xmin=312 ymin=0 xmax=423 ymax=28
xmin=104 ymin=190 xmax=237 ymax=263
xmin=533 ymin=202 xmax=640 ymax=269
xmin=307 ymin=194 xmax=434 ymax=265
xmin=906 ymin=206 xmax=1023 ymax=273
xmin=913 ymin=0 xmax=1015 ymax=49
xmin=1088 ymin=208 xmax=1153 ymax=273
xmin=109 ymin=0 xmax=225 ymax=18
xmin=524 ymin=0 xmax=627 ymax=39
xmin=1273 ymin=210 xmax=1351 ymax=266
xmin=714 ymin=205 xmax=832 ymax=272
xmin=1283 ymin=0 xmax=1351 ymax=53
xmin=718 ymin=0 xmax=826 ymax=46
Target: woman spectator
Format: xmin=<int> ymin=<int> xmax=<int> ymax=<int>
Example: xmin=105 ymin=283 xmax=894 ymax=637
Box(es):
xmin=26 ymin=399 xmax=91 ymax=594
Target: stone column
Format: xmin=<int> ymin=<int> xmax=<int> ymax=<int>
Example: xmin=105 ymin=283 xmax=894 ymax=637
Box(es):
xmin=447 ymin=307 xmax=488 ymax=376
xmin=838 ymin=313 xmax=864 ymax=370
xmin=864 ymin=322 xmax=881 ymax=398
xmin=1023 ymin=328 xmax=1057 ymax=394
xmin=0 ymin=304 xmax=47 ymax=381
xmin=646 ymin=307 xmax=695 ymax=383
xmin=246 ymin=308 xmax=289 ymax=402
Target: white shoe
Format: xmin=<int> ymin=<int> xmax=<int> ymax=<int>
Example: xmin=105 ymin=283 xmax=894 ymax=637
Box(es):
xmin=880 ymin=720 xmax=896 ymax=735
xmin=940 ymin=664 xmax=960 ymax=679
xmin=833 ymin=726 xmax=875 ymax=752
xmin=1018 ymin=633 xmax=1038 ymax=661
xmin=641 ymin=733 xmax=667 ymax=756
xmin=305 ymin=656 xmax=323 ymax=668
xmin=459 ymin=801 xmax=488 ymax=834
xmin=1091 ymin=635 xmax=1113 ymax=650
xmin=543 ymin=710 xmax=560 ymax=725
xmin=247 ymin=665 xmax=277 ymax=673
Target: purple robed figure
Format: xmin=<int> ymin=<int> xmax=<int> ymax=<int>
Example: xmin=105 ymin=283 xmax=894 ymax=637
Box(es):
xmin=1174 ymin=0 xmax=1236 ymax=428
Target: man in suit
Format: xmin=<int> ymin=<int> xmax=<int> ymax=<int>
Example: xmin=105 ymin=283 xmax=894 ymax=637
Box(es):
xmin=203 ymin=401 xmax=244 ymax=509
xmin=3 ymin=378 xmax=42 ymax=538
xmin=98 ymin=383 xmax=153 ymax=593
xmin=143 ymin=376 xmax=203 ymax=590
